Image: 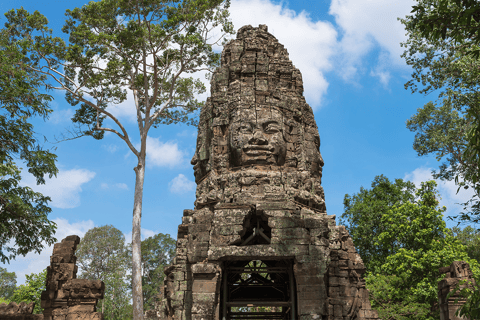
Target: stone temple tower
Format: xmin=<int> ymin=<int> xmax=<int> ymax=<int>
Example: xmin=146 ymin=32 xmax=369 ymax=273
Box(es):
xmin=148 ymin=24 xmax=379 ymax=320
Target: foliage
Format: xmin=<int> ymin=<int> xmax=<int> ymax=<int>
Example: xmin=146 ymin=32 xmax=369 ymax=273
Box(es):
xmin=448 ymin=225 xmax=480 ymax=263
xmin=402 ymin=0 xmax=480 ymax=225
xmin=374 ymin=181 xmax=447 ymax=254
xmin=138 ymin=233 xmax=176 ymax=311
xmin=76 ymin=225 xmax=130 ymax=280
xmin=76 ymin=225 xmax=131 ymax=318
xmin=0 ymin=19 xmax=58 ymax=264
xmin=410 ymin=0 xmax=480 ymax=57
xmin=365 ymin=274 xmax=431 ymax=320
xmin=10 ymin=268 xmax=47 ymax=314
xmin=340 ymin=175 xmax=416 ymax=273
xmin=344 ymin=177 xmax=480 ymax=319
xmin=0 ymin=267 xmax=17 ymax=300
xmin=2 ymin=1 xmax=233 ymax=317
xmin=369 ymin=236 xmax=479 ymax=320
xmin=447 ymin=278 xmax=480 ymax=320
xmin=100 ymin=270 xmax=133 ymax=320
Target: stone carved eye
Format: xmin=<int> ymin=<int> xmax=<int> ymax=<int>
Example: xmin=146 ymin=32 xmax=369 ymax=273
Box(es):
xmin=314 ymin=135 xmax=320 ymax=149
xmin=264 ymin=122 xmax=280 ymax=133
xmin=237 ymin=123 xmax=253 ymax=133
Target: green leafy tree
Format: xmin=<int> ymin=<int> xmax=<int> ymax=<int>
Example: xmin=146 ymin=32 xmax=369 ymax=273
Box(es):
xmin=409 ymin=0 xmax=480 ymax=57
xmin=365 ymin=274 xmax=431 ymax=320
xmin=448 ymin=225 xmax=480 ymax=263
xmin=0 ymin=267 xmax=17 ymax=300
xmin=402 ymin=3 xmax=480 ymax=315
xmin=340 ymin=175 xmax=416 ymax=273
xmin=401 ymin=0 xmax=480 ymax=225
xmin=139 ymin=233 xmax=176 ymax=311
xmin=344 ymin=178 xmax=480 ymax=319
xmin=366 ymin=237 xmax=478 ymax=320
xmin=76 ymin=225 xmax=131 ymax=318
xmin=368 ymin=182 xmax=479 ymax=319
xmin=10 ymin=268 xmax=47 ymax=314
xmin=2 ymin=1 xmax=233 ymax=317
xmin=0 ymin=20 xmax=58 ymax=264
xmin=100 ymin=270 xmax=133 ymax=320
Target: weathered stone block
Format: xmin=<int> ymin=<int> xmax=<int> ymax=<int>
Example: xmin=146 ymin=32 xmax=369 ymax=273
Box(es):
xmin=329 ymin=277 xmax=349 ymax=287
xmin=216 ymin=225 xmax=243 ymax=236
xmin=268 ymin=216 xmax=304 ymax=228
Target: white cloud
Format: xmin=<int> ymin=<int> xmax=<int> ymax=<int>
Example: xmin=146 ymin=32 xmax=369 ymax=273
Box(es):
xmin=6 ymin=218 xmax=95 ymax=286
xmin=115 ymin=183 xmax=129 ymax=190
xmin=133 ymin=136 xmax=185 ymax=168
xmin=329 ymin=0 xmax=415 ymax=82
xmin=370 ymin=68 xmax=391 ymax=87
xmin=404 ymin=167 xmax=476 ymax=220
xmin=102 ymin=144 xmax=118 ymax=153
xmin=100 ymin=182 xmax=128 ymax=190
xmin=228 ymin=0 xmax=338 ymax=108
xmin=21 ymin=168 xmax=96 ymax=209
xmin=169 ymin=174 xmax=196 ymax=194
xmin=48 ymin=108 xmax=75 ymax=124
xmin=370 ymin=51 xmax=392 ymax=88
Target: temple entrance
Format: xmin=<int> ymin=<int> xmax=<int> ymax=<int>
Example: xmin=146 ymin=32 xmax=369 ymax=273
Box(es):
xmin=221 ymin=259 xmax=296 ymax=320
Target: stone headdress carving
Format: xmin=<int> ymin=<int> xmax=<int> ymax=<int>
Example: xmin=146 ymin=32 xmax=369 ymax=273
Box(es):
xmin=191 ymin=24 xmax=325 ymax=211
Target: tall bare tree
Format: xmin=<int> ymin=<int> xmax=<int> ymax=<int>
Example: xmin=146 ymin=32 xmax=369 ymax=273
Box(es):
xmin=3 ymin=1 xmax=233 ymax=318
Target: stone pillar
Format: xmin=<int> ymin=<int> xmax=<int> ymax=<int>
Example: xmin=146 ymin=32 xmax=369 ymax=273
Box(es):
xmin=40 ymin=235 xmax=105 ymax=320
xmin=191 ymin=263 xmax=222 ymax=320
xmin=0 ymin=235 xmax=104 ymax=320
xmin=438 ymin=261 xmax=477 ymax=320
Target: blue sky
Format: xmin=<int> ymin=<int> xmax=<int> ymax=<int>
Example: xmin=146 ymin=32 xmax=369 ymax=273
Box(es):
xmin=2 ymin=0 xmax=476 ymax=286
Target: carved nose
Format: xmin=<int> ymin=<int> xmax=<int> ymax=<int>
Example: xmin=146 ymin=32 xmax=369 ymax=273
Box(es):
xmin=191 ymin=154 xmax=198 ymax=165
xmin=249 ymin=130 xmax=268 ymax=145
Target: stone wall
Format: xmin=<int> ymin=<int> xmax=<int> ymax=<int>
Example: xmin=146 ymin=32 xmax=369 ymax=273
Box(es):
xmin=438 ymin=261 xmax=477 ymax=320
xmin=0 ymin=301 xmax=42 ymax=320
xmin=0 ymin=235 xmax=105 ymax=320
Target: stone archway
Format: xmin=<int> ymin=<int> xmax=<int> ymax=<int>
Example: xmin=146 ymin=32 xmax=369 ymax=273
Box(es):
xmin=221 ymin=259 xmax=296 ymax=320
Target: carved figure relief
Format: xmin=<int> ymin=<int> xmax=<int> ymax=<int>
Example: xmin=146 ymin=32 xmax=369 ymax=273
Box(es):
xmin=147 ymin=24 xmax=379 ymax=320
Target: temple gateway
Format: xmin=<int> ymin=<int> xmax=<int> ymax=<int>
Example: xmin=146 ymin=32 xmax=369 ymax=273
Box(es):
xmin=148 ymin=24 xmax=379 ymax=320
xmin=0 ymin=23 xmax=476 ymax=320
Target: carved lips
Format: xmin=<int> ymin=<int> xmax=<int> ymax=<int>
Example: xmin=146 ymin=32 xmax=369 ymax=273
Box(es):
xmin=243 ymin=145 xmax=275 ymax=156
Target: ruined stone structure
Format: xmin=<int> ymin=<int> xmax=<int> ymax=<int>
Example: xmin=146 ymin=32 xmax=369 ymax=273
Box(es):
xmin=0 ymin=235 xmax=105 ymax=320
xmin=41 ymin=235 xmax=105 ymax=320
xmin=438 ymin=261 xmax=477 ymax=320
xmin=0 ymin=301 xmax=41 ymax=320
xmin=147 ymin=24 xmax=379 ymax=320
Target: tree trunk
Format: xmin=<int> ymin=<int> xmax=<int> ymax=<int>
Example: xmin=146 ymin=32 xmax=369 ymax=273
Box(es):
xmin=132 ymin=156 xmax=146 ymax=320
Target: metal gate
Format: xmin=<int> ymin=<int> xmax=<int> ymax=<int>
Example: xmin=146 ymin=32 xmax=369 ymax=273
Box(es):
xmin=221 ymin=260 xmax=296 ymax=320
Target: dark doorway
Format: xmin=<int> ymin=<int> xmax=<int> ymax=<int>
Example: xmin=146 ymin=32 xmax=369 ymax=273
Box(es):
xmin=221 ymin=259 xmax=296 ymax=320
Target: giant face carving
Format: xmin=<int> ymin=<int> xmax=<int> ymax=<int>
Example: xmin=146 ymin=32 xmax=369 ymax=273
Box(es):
xmin=229 ymin=107 xmax=287 ymax=167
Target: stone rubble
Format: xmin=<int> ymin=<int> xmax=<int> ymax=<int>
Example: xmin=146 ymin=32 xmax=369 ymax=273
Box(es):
xmin=0 ymin=235 xmax=105 ymax=320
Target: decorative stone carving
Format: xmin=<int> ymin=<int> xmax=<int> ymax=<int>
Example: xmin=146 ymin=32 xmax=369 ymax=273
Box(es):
xmin=147 ymin=24 xmax=379 ymax=320
xmin=0 ymin=301 xmax=42 ymax=320
xmin=438 ymin=261 xmax=477 ymax=320
xmin=40 ymin=235 xmax=105 ymax=320
xmin=0 ymin=235 xmax=104 ymax=320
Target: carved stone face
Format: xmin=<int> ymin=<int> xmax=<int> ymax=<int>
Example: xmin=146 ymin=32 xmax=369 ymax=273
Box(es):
xmin=229 ymin=107 xmax=286 ymax=167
